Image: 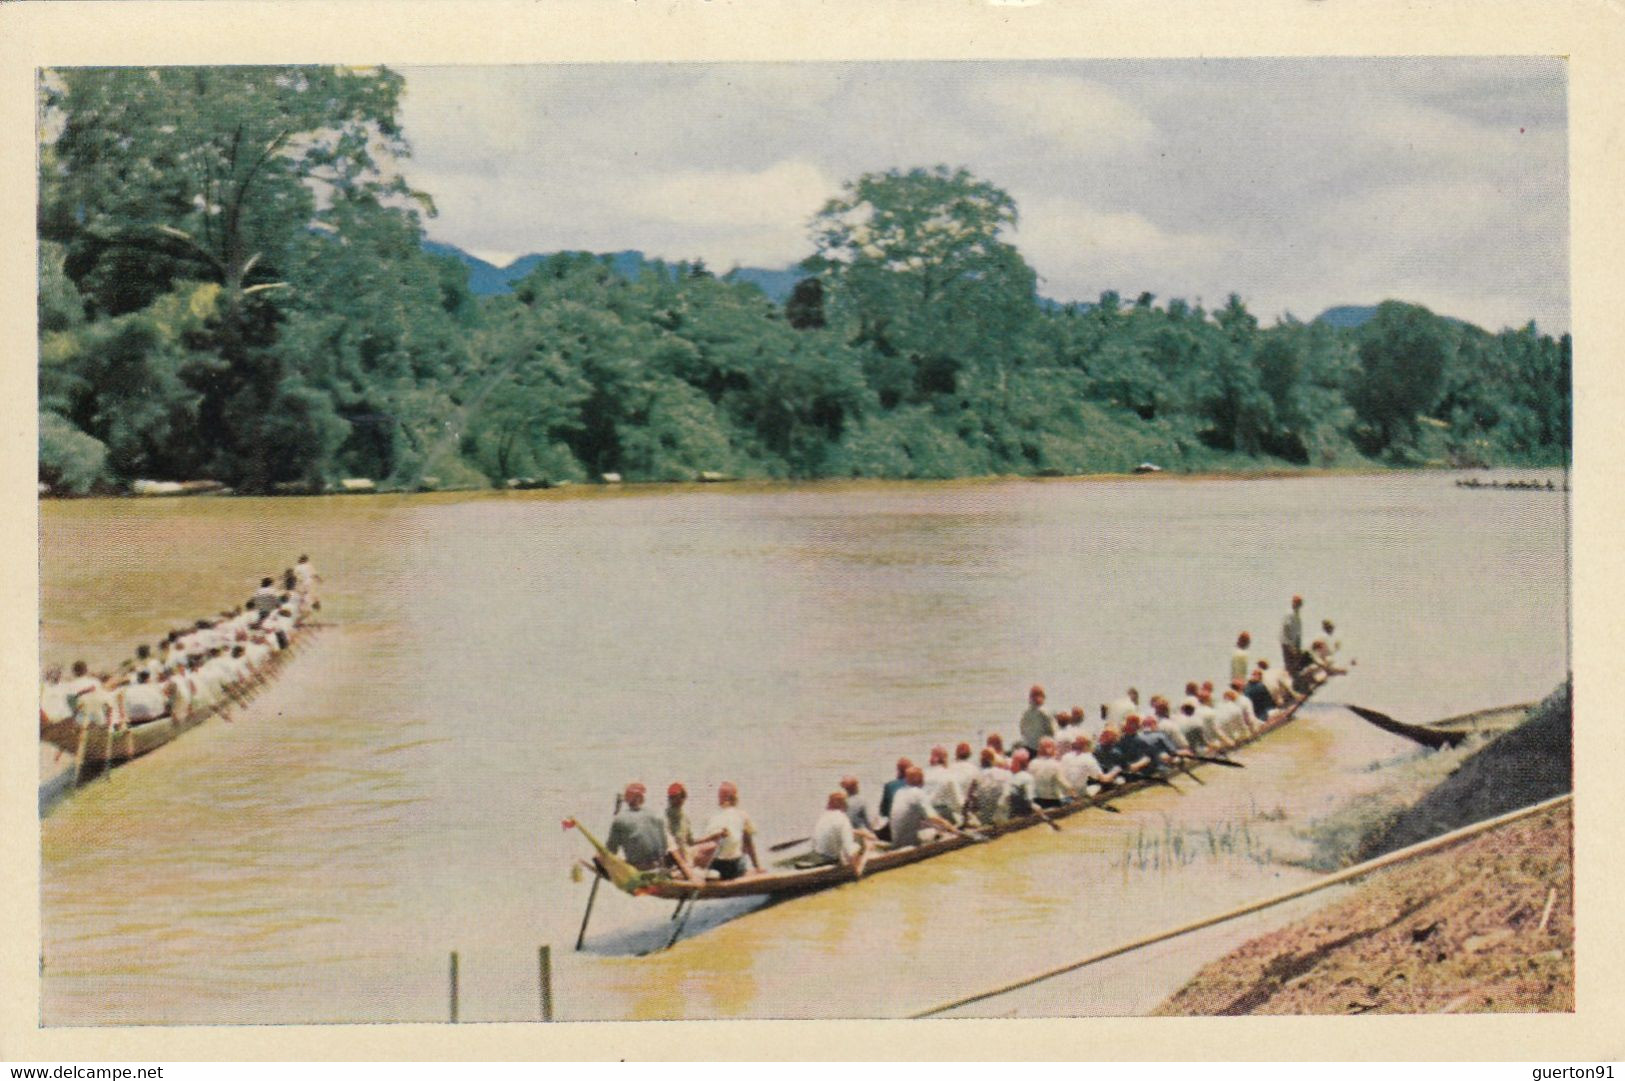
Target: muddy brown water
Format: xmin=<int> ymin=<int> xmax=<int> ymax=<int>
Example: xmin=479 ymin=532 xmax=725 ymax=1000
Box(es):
xmin=38 ymin=471 xmax=1568 ymax=1022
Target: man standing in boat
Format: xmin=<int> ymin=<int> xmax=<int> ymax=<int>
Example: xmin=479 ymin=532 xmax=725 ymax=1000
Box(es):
xmin=294 ymin=554 xmax=321 ymax=611
xmin=1280 ymin=595 xmax=1305 ymax=676
xmin=1019 ymin=684 xmax=1058 ymax=754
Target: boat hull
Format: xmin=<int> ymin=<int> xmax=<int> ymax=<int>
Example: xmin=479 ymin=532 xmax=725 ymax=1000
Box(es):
xmin=625 ymin=683 xmax=1331 ymax=902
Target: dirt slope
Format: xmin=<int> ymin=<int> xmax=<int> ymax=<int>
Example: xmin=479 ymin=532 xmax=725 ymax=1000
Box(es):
xmin=1157 ymin=682 xmax=1573 ymax=1016
xmin=1357 ymin=681 xmax=1571 ymax=860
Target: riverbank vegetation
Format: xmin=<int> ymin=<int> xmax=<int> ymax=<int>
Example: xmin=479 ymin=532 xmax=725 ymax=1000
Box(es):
xmin=38 ymin=67 xmax=1573 ymax=495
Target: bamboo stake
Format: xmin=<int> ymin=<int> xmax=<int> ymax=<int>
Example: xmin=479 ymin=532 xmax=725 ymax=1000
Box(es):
xmin=911 ymin=791 xmax=1573 ymax=1018
xmin=539 ymin=945 xmax=553 ymax=1022
xmin=449 ymin=951 xmax=459 ymax=1023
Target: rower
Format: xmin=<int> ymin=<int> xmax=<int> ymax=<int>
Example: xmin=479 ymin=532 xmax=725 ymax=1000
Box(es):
xmin=1302 ymin=638 xmax=1349 ymax=686
xmin=696 ymin=782 xmax=760 ymax=880
xmin=1006 ymin=749 xmax=1037 ymax=818
xmin=605 ymin=782 xmax=672 ymax=871
xmin=117 ymin=670 xmax=169 ymax=724
xmin=877 ymin=758 xmax=913 ymax=843
xmin=1105 ymin=687 xmax=1141 ymax=728
xmin=888 ymin=766 xmax=961 ymax=847
xmin=966 ymin=747 xmax=1012 ymax=826
xmin=840 ymin=775 xmax=877 ymax=835
xmin=40 ymin=665 xmax=71 ymax=732
xmin=923 ymin=746 xmax=967 ymax=824
xmin=63 ymin=661 xmax=107 ymax=730
xmin=250 ymin=577 xmax=280 ymax=618
xmin=1194 ymin=685 xmax=1232 ymax=750
xmin=1029 ymin=737 xmax=1074 ymax=809
xmin=1232 ymin=632 xmax=1253 ymax=684
xmin=1231 ymin=681 xmax=1262 ymax=734
xmin=1213 ymin=690 xmax=1249 ymax=744
xmin=1061 ymin=734 xmax=1118 ymax=793
xmin=1117 ymin=716 xmax=1167 ymax=771
xmin=1147 ymin=695 xmax=1189 ymax=749
xmin=810 ymin=791 xmax=875 ymax=876
xmin=984 ymin=734 xmax=1006 ymax=762
xmin=1243 ymin=669 xmax=1275 ymax=726
xmin=1138 ymin=715 xmax=1188 ymax=760
xmin=1258 ymin=658 xmax=1298 ymax=707
xmin=1170 ymin=699 xmax=1199 ymax=751
xmin=1018 ymin=684 xmax=1058 ymax=754
xmin=665 ymin=782 xmax=713 ymax=870
xmin=949 ymin=742 xmax=978 ymax=794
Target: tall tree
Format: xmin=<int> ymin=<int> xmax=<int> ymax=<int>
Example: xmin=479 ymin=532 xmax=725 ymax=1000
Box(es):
xmin=1348 ymin=301 xmax=1454 ymax=456
xmin=802 ymin=166 xmax=1038 ymax=403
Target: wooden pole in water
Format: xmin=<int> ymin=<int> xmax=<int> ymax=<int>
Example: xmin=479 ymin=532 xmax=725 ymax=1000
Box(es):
xmin=70 ymin=724 xmax=91 ymax=788
xmin=575 ymin=869 xmax=603 ymax=951
xmin=539 ymin=945 xmax=553 ymax=1022
xmin=574 ymin=793 xmax=622 ymax=951
xmin=449 ymin=951 xmax=459 ymax=1023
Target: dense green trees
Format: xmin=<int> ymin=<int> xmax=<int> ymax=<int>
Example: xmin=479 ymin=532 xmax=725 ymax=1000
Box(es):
xmin=37 ymin=69 xmax=1571 ymax=493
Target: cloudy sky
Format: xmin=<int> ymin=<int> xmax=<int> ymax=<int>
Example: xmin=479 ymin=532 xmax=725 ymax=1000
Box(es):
xmin=398 ymin=58 xmax=1568 ymax=333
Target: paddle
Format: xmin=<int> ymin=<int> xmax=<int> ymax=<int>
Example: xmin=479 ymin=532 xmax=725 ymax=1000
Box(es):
xmin=768 ymin=836 xmax=811 ymax=853
xmin=1186 ymin=753 xmax=1245 ymax=768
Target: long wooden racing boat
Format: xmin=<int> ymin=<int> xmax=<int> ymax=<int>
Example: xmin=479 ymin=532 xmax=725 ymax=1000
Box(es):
xmin=572 ymin=676 xmax=1337 ymax=905
xmin=38 ymin=624 xmax=320 ymax=776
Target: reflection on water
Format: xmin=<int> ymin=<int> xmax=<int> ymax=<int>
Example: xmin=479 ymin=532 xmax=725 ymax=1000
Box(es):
xmin=40 ymin=472 xmax=1567 ymax=1022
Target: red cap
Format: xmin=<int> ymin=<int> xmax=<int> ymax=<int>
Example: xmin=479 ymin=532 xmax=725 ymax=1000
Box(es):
xmin=896 ymin=757 xmax=913 ymax=775
xmin=980 ymin=747 xmax=996 ymax=766
xmin=667 ymin=782 xmax=686 ymax=798
xmin=827 ymin=791 xmax=848 ymax=810
xmin=840 ymin=775 xmax=859 ymax=793
xmin=955 ymin=741 xmax=972 ymax=759
xmin=1292 ymin=595 xmax=1303 ymax=606
xmin=1099 ymin=728 xmax=1119 ymax=745
xmin=1029 ymin=684 xmax=1046 ymax=700
xmin=986 ymin=734 xmax=1005 ymax=751
xmin=1123 ymin=715 xmax=1141 ymax=733
xmin=625 ymin=782 xmax=647 ymax=798
xmin=905 ymin=766 xmax=925 ymax=785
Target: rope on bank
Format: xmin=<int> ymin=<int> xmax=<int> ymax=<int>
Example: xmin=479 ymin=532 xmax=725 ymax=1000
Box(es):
xmin=909 ymin=790 xmax=1573 ymax=1018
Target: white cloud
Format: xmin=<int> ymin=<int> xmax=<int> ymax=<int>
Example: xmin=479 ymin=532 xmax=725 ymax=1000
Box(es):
xmin=980 ymin=76 xmax=1156 ymax=153
xmin=398 ymin=59 xmax=1569 ymax=332
xmin=627 ymin=160 xmax=836 ymax=231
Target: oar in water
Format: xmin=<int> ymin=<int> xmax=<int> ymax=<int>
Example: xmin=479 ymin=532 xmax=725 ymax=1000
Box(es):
xmin=1031 ymin=802 xmax=1063 ymax=832
xmin=1130 ymin=768 xmax=1181 ymax=792
xmin=572 ymin=793 xmax=622 ymax=951
xmin=1186 ymin=753 xmax=1245 ymax=768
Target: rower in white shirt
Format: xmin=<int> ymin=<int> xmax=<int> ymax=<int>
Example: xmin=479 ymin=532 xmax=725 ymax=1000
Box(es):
xmin=118 ymin=670 xmax=170 ymax=724
xmin=1104 ymin=687 xmax=1142 ymax=728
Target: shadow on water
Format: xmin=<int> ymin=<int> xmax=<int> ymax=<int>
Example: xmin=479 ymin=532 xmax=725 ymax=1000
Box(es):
xmin=580 ymin=895 xmax=771 ymax=957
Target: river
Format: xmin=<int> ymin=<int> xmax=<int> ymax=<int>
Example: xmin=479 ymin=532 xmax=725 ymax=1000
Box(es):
xmin=38 ymin=470 xmax=1569 ymax=1023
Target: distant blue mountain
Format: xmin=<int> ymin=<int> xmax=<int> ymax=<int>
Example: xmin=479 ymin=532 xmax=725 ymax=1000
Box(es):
xmin=1314 ymin=304 xmax=1473 ymax=331
xmin=1314 ymin=305 xmax=1381 ymax=329
xmin=423 ymin=240 xmax=806 ymax=302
